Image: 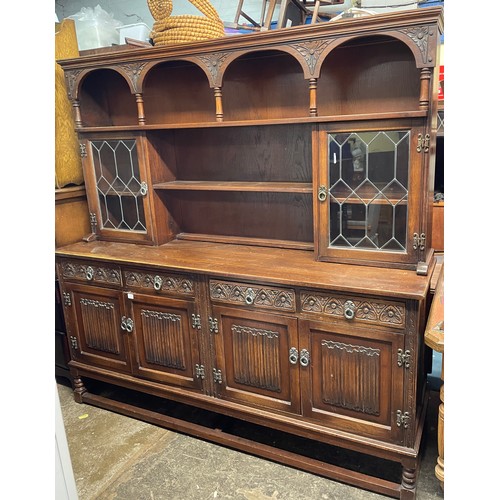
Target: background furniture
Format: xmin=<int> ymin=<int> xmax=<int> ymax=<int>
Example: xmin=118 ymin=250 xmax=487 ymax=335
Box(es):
xmin=425 ymin=265 xmax=444 ymax=489
xmin=56 ymin=8 xmax=443 ymax=498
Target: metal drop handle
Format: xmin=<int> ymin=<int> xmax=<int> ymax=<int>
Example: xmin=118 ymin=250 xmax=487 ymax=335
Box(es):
xmin=85 ymin=266 xmax=94 ymax=281
xmin=344 ymin=300 xmax=356 ymax=320
xmin=120 ymin=316 xmax=133 ymax=333
xmin=245 ymin=288 xmax=256 ymax=305
xmin=318 ymin=185 xmax=328 ymax=202
xmin=289 ymin=347 xmax=299 ymax=365
xmin=153 ymin=275 xmax=163 ymax=291
xmin=299 ymin=349 xmax=310 ymax=367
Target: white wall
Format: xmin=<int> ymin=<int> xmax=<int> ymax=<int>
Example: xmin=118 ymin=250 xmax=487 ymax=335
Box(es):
xmin=55 ymin=0 xmax=266 ymax=26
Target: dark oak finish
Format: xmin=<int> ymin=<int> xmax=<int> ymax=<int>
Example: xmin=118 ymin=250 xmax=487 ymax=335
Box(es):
xmin=56 ymin=8 xmax=443 ymax=499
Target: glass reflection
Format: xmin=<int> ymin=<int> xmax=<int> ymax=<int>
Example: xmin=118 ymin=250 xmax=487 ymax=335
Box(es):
xmin=328 ymin=131 xmax=409 ymax=251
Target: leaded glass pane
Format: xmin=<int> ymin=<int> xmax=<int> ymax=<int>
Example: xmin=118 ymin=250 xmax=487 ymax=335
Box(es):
xmin=90 ymin=139 xmax=147 ymax=232
xmin=328 ymin=131 xmax=409 ymax=252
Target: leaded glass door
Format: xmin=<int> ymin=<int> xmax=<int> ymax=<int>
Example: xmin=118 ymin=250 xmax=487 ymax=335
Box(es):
xmin=81 ymin=134 xmax=155 ymax=243
xmin=316 ymin=123 xmax=424 ymax=269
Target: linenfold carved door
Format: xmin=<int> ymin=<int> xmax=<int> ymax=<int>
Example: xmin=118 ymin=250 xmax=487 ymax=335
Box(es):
xmin=65 ymin=282 xmax=132 ymax=373
xmin=212 ymin=306 xmax=301 ymax=415
xmin=128 ymin=293 xmax=202 ymax=391
xmin=299 ymin=319 xmax=405 ymax=443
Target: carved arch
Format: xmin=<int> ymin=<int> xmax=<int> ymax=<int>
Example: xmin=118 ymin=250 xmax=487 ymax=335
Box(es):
xmin=67 ymin=66 xmax=136 ymax=101
xmin=213 ymin=46 xmax=309 ymax=88
xmin=134 ymin=57 xmax=213 ymax=91
xmin=307 ymin=30 xmax=436 ymax=79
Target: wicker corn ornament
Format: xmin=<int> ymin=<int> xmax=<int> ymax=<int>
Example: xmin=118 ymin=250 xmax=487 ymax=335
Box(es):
xmin=148 ymin=0 xmax=225 ymax=45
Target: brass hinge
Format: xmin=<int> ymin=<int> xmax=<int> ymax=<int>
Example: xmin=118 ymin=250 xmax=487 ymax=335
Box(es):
xmin=396 ymin=410 xmax=411 ymax=429
xmin=63 ymin=292 xmax=71 ymax=307
xmin=89 ymin=212 xmax=97 ymax=234
xmin=213 ymin=368 xmax=223 ymax=384
xmin=195 ymin=364 xmax=205 ymax=380
xmin=416 ymin=133 xmax=430 ymax=153
xmin=69 ymin=336 xmax=78 ymax=350
xmin=397 ymin=349 xmax=411 ymax=369
xmin=79 ymin=143 xmax=87 ymax=157
xmin=191 ymin=314 xmax=202 ymax=330
xmin=413 ymin=232 xmax=426 ymax=251
xmin=209 ymin=317 xmax=219 ymax=334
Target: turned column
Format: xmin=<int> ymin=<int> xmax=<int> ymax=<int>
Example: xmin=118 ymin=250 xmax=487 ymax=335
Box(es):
xmin=214 ymin=86 xmax=223 ymax=122
xmin=72 ymin=99 xmax=82 ymax=128
xmin=309 ymin=78 xmax=318 ymax=117
xmin=135 ymin=93 xmax=146 ymax=125
xmin=419 ymin=67 xmax=432 ymax=111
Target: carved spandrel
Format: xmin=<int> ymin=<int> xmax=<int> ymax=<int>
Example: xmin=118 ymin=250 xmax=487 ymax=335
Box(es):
xmin=290 ymin=39 xmax=335 ymax=76
xmin=117 ymin=62 xmax=148 ymax=93
xmin=195 ymin=52 xmax=230 ymax=86
xmin=64 ymin=69 xmax=83 ymax=99
xmin=398 ymin=25 xmax=436 ymax=64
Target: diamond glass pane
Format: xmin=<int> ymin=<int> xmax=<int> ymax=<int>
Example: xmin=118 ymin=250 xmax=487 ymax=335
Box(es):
xmin=328 ymin=131 xmax=409 ymax=252
xmin=91 ymin=140 xmax=147 ymax=232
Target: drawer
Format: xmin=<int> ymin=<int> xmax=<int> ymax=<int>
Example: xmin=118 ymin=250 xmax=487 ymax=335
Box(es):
xmin=58 ymin=258 xmax=122 ymax=287
xmin=123 ymin=268 xmax=195 ymax=297
xmin=299 ymin=289 xmax=406 ymax=329
xmin=210 ymin=279 xmax=296 ymax=312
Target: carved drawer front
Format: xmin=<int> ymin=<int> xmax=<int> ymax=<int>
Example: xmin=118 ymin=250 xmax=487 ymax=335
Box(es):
xmin=209 ymin=279 xmax=296 ymax=312
xmin=300 ymin=290 xmax=405 ymax=329
xmin=59 ymin=259 xmax=122 ymax=287
xmin=123 ymin=268 xmax=195 ymax=297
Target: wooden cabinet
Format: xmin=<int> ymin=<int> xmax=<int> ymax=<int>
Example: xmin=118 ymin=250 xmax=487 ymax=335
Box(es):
xmin=56 ymin=8 xmax=443 ymax=499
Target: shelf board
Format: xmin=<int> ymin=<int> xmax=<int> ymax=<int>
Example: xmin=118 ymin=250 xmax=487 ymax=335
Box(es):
xmin=76 ymin=110 xmax=429 ymax=133
xmin=176 ymin=233 xmax=314 ymax=251
xmin=154 ymin=181 xmax=313 ymax=194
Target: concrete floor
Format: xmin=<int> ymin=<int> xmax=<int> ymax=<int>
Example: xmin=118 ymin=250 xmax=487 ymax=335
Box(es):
xmin=56 ymin=378 xmax=444 ymax=500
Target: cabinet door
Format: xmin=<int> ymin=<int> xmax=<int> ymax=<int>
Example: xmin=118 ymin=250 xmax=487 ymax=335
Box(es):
xmin=300 ymin=319 xmax=405 ymax=443
xmin=127 ymin=293 xmax=202 ymax=391
xmin=64 ymin=282 xmax=131 ymax=372
xmin=213 ymin=306 xmax=301 ymax=414
xmin=316 ymin=123 xmax=426 ymax=269
xmin=82 ymin=134 xmax=155 ymax=244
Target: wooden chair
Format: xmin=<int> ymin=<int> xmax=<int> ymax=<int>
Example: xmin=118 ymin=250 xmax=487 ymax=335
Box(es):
xmin=234 ymin=0 xmax=344 ymax=31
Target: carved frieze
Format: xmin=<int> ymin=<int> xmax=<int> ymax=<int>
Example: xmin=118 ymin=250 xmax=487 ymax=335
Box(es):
xmin=301 ymin=291 xmax=405 ymax=328
xmin=125 ymin=270 xmax=194 ymax=296
xmin=210 ymin=280 xmax=295 ymax=312
xmin=61 ymin=260 xmax=122 ymax=286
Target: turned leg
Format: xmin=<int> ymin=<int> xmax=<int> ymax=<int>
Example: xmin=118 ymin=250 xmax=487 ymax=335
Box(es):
xmin=73 ymin=376 xmax=87 ymax=403
xmin=435 ymin=368 xmax=444 ymax=488
xmin=400 ymin=462 xmax=417 ymax=499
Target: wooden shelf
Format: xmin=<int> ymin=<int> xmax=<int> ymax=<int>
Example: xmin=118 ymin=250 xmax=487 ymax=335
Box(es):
xmin=154 ymin=181 xmax=313 ymax=193
xmin=75 ymin=110 xmax=429 ymax=134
